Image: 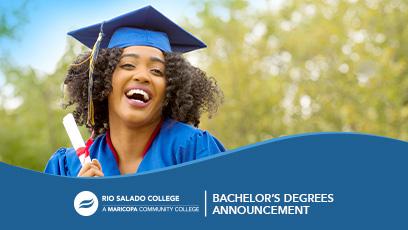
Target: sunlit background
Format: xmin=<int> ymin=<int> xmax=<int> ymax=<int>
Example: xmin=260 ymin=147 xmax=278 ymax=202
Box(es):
xmin=1 ymin=0 xmax=407 ymax=171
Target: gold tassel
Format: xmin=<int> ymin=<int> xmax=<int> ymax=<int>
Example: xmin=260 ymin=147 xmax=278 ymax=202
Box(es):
xmin=87 ymin=22 xmax=104 ymax=128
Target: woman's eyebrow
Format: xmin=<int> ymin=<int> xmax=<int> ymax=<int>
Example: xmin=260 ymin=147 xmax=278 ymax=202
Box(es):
xmin=150 ymin=56 xmax=165 ymax=64
xmin=120 ymin=53 xmax=165 ymax=64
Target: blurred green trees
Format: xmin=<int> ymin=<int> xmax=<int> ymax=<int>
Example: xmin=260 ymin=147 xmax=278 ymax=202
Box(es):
xmin=189 ymin=0 xmax=408 ymax=148
xmin=1 ymin=0 xmax=408 ymax=171
xmin=0 ymin=41 xmax=80 ymax=170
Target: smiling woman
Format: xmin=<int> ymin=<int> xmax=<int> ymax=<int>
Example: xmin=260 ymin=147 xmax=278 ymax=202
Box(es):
xmin=44 ymin=5 xmax=225 ymax=177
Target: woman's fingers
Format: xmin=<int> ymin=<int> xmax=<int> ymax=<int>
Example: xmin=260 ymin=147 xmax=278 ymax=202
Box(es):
xmin=83 ymin=168 xmax=103 ymax=177
xmin=78 ymin=162 xmax=92 ymax=176
xmin=80 ymin=168 xmax=104 ymax=177
xmin=78 ymin=160 xmax=104 ymax=177
xmin=91 ymin=159 xmax=102 ymax=171
xmin=80 ymin=167 xmax=104 ymax=177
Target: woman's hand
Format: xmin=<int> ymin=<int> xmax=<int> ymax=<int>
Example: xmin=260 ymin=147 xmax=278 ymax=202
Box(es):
xmin=77 ymin=159 xmax=104 ymax=177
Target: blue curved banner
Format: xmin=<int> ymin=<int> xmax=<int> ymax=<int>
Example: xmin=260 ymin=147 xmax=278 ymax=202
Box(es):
xmin=1 ymin=133 xmax=407 ymax=229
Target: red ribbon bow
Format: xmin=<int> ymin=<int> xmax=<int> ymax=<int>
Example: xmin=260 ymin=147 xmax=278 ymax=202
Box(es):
xmin=76 ymin=137 xmax=94 ymax=158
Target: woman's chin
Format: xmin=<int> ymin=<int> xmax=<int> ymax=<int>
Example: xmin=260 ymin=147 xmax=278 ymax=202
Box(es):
xmin=119 ymin=112 xmax=160 ymax=128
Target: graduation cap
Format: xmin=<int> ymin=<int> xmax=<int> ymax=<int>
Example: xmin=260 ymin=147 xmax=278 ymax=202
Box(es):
xmin=68 ymin=5 xmax=206 ymax=53
xmin=67 ymin=5 xmax=206 ymax=128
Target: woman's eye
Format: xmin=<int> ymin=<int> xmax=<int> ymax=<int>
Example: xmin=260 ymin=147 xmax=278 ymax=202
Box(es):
xmin=120 ymin=63 xmax=135 ymax=70
xmin=151 ymin=69 xmax=164 ymax=76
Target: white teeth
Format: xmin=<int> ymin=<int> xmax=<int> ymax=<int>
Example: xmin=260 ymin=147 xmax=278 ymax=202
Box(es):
xmin=126 ymin=89 xmax=150 ymax=101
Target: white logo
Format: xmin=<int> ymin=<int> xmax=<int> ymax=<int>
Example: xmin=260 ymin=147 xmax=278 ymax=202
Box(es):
xmin=74 ymin=191 xmax=99 ymax=216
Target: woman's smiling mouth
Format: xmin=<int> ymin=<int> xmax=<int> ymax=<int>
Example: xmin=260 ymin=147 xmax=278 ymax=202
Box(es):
xmin=124 ymin=87 xmax=153 ymax=108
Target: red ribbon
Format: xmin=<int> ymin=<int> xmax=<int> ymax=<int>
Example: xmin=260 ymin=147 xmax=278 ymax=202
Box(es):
xmin=76 ymin=137 xmax=94 ymax=158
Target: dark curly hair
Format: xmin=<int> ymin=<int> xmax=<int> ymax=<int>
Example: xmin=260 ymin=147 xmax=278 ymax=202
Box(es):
xmin=64 ymin=48 xmax=223 ymax=136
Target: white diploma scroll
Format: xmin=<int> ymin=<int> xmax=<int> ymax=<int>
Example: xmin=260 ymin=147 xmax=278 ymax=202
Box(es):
xmin=62 ymin=113 xmax=91 ymax=166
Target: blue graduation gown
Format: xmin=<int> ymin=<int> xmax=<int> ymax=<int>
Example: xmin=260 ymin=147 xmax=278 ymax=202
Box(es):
xmin=44 ymin=118 xmax=225 ymax=176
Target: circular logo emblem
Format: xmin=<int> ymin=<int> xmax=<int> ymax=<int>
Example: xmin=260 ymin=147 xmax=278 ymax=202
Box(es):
xmin=74 ymin=191 xmax=99 ymax=216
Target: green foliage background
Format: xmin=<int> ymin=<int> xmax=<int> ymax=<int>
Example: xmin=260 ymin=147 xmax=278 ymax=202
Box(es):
xmin=1 ymin=0 xmax=408 ymax=171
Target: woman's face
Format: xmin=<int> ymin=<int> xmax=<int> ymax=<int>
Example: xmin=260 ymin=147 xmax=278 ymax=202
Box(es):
xmin=108 ymin=46 xmax=166 ymax=128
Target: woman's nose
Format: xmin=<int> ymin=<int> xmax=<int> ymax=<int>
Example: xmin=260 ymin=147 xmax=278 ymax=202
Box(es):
xmin=132 ymin=68 xmax=151 ymax=83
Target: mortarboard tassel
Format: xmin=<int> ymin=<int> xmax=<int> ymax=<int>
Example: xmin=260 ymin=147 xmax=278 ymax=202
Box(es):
xmin=87 ymin=22 xmax=105 ymax=128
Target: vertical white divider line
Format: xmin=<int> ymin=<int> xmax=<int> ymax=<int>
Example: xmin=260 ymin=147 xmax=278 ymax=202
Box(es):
xmin=204 ymin=190 xmax=207 ymax=218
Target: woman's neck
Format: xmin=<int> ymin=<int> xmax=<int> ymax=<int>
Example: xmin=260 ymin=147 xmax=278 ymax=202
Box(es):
xmin=108 ymin=116 xmax=162 ymax=167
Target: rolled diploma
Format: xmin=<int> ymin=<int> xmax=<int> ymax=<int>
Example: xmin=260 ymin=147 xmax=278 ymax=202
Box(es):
xmin=62 ymin=113 xmax=91 ymax=166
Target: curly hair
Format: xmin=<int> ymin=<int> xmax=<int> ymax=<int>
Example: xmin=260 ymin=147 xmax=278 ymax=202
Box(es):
xmin=64 ymin=48 xmax=223 ymax=136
